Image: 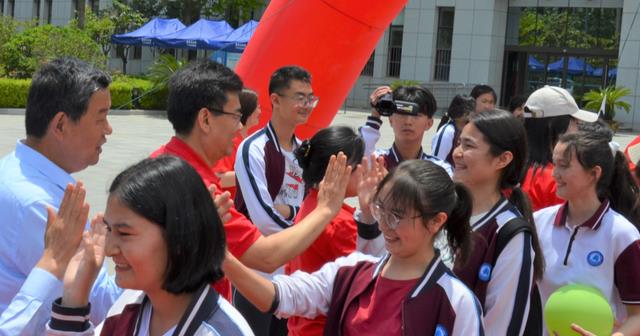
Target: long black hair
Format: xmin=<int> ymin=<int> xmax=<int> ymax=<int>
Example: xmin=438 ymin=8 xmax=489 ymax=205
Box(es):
xmin=294 ymin=126 xmax=364 ymax=186
xmin=558 ymin=132 xmax=640 ymax=229
xmin=523 ymin=115 xmax=572 ymax=177
xmin=470 ymin=110 xmax=544 ymax=278
xmin=109 ymin=156 xmax=226 ymax=293
xmin=437 ymin=94 xmax=476 ymax=131
xmin=373 ymin=160 xmax=473 ymax=264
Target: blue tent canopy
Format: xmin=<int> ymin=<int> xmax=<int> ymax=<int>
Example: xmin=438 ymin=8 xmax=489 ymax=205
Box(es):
xmin=528 ymin=56 xmax=544 ymax=71
xmin=111 ymin=18 xmax=186 ymax=46
xmin=157 ymin=19 xmax=233 ymax=50
xmin=593 ymin=67 xmax=617 ymax=78
xmin=215 ymin=20 xmax=259 ymax=53
xmin=547 ymin=57 xmax=594 ymax=75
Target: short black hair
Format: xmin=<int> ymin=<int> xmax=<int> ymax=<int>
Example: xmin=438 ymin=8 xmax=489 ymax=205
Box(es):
xmin=294 ymin=126 xmax=364 ymax=186
xmin=448 ymin=94 xmax=475 ymax=119
xmin=239 ymin=89 xmax=258 ymax=125
xmin=26 ymin=57 xmax=111 ymax=138
xmin=392 ymin=86 xmax=438 ymax=118
xmin=268 ymin=65 xmax=311 ymax=95
xmin=508 ymin=95 xmax=527 ymax=113
xmin=470 ymin=84 xmax=497 ymax=102
xmin=167 ymin=59 xmax=243 ymax=135
xmin=108 ymin=156 xmax=226 ymax=294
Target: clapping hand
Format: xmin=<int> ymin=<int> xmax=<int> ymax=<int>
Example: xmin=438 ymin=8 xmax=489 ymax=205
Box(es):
xmin=357 ymin=154 xmax=387 ymax=223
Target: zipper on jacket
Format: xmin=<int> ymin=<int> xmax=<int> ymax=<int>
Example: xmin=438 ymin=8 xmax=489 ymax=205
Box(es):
xmin=563 ymin=227 xmax=581 ymax=265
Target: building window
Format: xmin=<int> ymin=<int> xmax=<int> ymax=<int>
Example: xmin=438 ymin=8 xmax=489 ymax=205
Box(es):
xmin=434 ymin=7 xmax=454 ymax=81
xmin=387 ymin=25 xmax=403 ymax=77
xmin=33 ymin=0 xmax=41 ymax=22
xmin=7 ymin=0 xmax=15 ymax=17
xmin=43 ymin=0 xmax=51 ymax=23
xmin=132 ymin=46 xmax=142 ymax=59
xmin=361 ymin=52 xmax=375 ymax=76
xmin=0 ymin=0 xmax=4 ymax=16
xmin=115 ymin=45 xmax=125 ymax=58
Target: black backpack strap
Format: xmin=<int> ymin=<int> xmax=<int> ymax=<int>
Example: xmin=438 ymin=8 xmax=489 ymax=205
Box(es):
xmin=492 ymin=217 xmax=533 ymax=266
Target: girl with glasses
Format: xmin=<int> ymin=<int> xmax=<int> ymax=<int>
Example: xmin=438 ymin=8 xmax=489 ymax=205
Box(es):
xmin=451 ymin=110 xmax=545 ymax=335
xmin=224 ymin=159 xmax=484 ymax=336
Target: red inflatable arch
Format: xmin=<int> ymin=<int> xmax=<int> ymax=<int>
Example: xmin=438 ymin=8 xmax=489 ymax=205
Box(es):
xmin=235 ymin=0 xmax=407 ymax=139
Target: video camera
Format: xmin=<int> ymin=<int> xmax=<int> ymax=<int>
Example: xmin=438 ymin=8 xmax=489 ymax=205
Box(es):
xmin=373 ymin=92 xmax=421 ymax=117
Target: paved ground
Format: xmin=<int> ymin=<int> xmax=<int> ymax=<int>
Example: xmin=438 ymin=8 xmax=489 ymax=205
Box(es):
xmin=1 ymin=110 xmax=638 ymax=213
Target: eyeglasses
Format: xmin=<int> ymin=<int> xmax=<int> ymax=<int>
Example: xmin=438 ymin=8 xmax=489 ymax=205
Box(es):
xmin=207 ymin=107 xmax=243 ymax=123
xmin=277 ymin=93 xmax=319 ymax=108
xmin=370 ymin=202 xmax=424 ymax=230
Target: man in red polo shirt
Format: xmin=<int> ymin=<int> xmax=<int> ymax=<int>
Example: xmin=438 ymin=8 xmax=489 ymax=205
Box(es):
xmin=149 ymin=60 xmax=351 ymax=302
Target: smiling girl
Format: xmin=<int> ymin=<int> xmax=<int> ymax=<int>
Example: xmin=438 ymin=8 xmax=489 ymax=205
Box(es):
xmin=46 ymin=156 xmax=254 ymax=335
xmin=535 ymin=132 xmax=640 ymax=335
xmin=224 ymin=160 xmax=484 ymax=335
xmin=451 ymin=110 xmax=544 ymax=335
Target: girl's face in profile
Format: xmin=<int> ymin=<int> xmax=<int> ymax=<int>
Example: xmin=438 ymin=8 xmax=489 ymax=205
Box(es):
xmin=552 ymin=142 xmax=598 ymax=201
xmin=104 ymin=196 xmax=168 ymax=293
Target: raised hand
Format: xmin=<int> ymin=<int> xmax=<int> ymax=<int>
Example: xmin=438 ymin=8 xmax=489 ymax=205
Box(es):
xmin=36 ymin=182 xmax=90 ymax=279
xmin=210 ymin=184 xmax=233 ymax=224
xmin=62 ymin=214 xmax=107 ymax=307
xmin=356 ymin=154 xmax=387 ymax=223
xmin=316 ymin=153 xmax=352 ymax=218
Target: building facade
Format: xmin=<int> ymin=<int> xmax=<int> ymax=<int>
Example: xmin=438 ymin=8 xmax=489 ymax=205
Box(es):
xmin=3 ymin=0 xmax=640 ymax=128
xmin=347 ymin=0 xmax=640 ymax=129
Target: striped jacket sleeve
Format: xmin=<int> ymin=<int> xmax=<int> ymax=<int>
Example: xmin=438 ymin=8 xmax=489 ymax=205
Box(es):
xmin=234 ymin=137 xmax=292 ymax=236
xmin=431 ymin=124 xmax=455 ymax=161
xmin=484 ymin=232 xmax=535 ymax=336
xmin=358 ymin=116 xmax=383 ymax=158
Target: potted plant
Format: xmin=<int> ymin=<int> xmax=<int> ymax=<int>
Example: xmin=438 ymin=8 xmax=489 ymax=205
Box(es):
xmin=583 ymin=86 xmax=631 ymax=130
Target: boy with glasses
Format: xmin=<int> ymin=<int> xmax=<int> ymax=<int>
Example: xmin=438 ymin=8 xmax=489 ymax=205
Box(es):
xmin=234 ymin=65 xmax=317 ymax=336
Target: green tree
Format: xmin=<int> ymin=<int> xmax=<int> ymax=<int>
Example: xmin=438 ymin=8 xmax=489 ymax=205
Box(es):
xmin=1 ymin=24 xmax=105 ymax=78
xmin=106 ymin=0 xmax=146 ymax=74
xmin=131 ymin=0 xmax=264 ymax=26
xmin=583 ymin=86 xmax=631 ymax=121
xmin=71 ymin=7 xmax=116 ymax=66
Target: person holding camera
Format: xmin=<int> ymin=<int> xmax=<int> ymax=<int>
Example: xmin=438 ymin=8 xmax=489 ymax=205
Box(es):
xmin=359 ymin=85 xmax=452 ymax=174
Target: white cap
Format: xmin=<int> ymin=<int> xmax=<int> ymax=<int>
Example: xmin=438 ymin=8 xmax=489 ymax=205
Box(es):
xmin=524 ymin=86 xmax=598 ymax=122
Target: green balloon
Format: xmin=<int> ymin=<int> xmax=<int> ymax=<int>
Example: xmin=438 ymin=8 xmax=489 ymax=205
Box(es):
xmin=544 ymin=284 xmax=614 ymax=336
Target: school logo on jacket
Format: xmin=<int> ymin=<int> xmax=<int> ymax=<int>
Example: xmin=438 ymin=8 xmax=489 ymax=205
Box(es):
xmin=478 ymin=262 xmax=492 ymax=282
xmin=435 ymin=324 xmax=448 ymax=336
xmin=587 ymin=251 xmax=604 ymax=266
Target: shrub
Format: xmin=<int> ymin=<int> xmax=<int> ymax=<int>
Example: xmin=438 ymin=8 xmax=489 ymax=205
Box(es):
xmin=1 ymin=24 xmax=106 ymax=78
xmin=0 ymin=78 xmax=30 ymax=107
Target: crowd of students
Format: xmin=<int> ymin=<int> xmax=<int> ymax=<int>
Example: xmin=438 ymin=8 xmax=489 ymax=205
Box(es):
xmin=0 ymin=56 xmax=640 ymax=336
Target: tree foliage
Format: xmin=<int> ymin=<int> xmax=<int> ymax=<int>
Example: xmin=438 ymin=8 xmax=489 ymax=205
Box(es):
xmin=1 ymin=24 xmax=105 ymax=78
xmin=518 ymin=8 xmax=620 ymax=50
xmin=131 ymin=0 xmax=264 ymax=26
xmin=583 ymin=86 xmax=631 ymax=121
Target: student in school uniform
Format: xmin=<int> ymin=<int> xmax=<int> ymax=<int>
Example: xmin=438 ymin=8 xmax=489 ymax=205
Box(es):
xmin=46 ymin=157 xmax=254 ymax=335
xmin=284 ymin=126 xmax=366 ymax=336
xmin=520 ymin=86 xmax=598 ymax=211
xmin=431 ymin=94 xmax=476 ymax=167
xmin=451 ymin=110 xmax=545 ymax=335
xmin=535 ymin=131 xmax=640 ymax=335
xmin=225 ymin=159 xmax=485 ymax=336
xmin=359 ymin=86 xmax=452 ymax=174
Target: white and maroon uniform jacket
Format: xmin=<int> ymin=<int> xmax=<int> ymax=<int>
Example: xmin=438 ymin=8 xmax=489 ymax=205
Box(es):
xmin=453 ymin=198 xmax=539 ymax=336
xmin=235 ymin=122 xmax=305 ymax=236
xmin=46 ymin=285 xmax=254 ymax=336
xmin=359 ymin=116 xmax=453 ymax=175
xmin=273 ymin=252 xmax=484 ymax=336
xmin=535 ymin=200 xmax=640 ymax=332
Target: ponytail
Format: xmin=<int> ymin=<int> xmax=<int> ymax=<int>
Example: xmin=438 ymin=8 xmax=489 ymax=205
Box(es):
xmin=445 ymin=183 xmax=473 ymax=265
xmin=509 ymin=186 xmax=545 ymax=279
xmin=608 ymin=151 xmax=640 ymax=230
xmin=436 ymin=113 xmax=451 ymax=131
